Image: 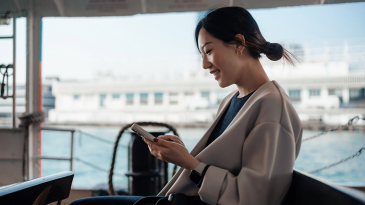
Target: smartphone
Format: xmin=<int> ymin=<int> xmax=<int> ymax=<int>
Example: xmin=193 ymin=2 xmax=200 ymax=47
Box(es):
xmin=131 ymin=123 xmax=156 ymax=141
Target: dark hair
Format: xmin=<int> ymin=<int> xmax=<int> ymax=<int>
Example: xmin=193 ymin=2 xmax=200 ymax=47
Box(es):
xmin=195 ymin=7 xmax=297 ymax=65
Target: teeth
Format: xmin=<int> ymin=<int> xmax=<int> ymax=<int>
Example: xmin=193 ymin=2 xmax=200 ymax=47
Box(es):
xmin=214 ymin=70 xmax=220 ymax=76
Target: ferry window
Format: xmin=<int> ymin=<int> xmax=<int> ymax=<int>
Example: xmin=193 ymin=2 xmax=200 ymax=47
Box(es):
xmin=140 ymin=93 xmax=148 ymax=105
xmin=201 ymin=91 xmax=210 ymax=99
xmin=126 ymin=93 xmax=134 ymax=105
xmin=112 ymin=94 xmax=120 ymax=99
xmin=73 ymin=94 xmax=80 ymax=100
xmin=328 ymin=89 xmax=342 ymax=96
xmin=154 ymin=93 xmax=163 ymax=105
xmin=99 ymin=94 xmax=106 ymax=107
xmin=184 ymin=91 xmax=194 ymax=96
xmin=169 ymin=92 xmax=178 ymax=105
xmin=309 ymin=89 xmax=321 ymax=96
xmin=349 ymin=88 xmax=364 ymax=100
xmin=288 ymin=90 xmax=301 ymax=101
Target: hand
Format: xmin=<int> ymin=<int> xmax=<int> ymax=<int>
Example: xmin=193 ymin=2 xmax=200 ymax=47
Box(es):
xmin=143 ymin=135 xmax=200 ymax=171
xmin=157 ymin=135 xmax=185 ymax=146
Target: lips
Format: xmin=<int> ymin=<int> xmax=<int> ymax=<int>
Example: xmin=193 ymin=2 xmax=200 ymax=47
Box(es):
xmin=210 ymin=69 xmax=220 ymax=76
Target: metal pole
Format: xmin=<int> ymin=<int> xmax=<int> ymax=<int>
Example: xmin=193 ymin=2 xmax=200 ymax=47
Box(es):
xmin=12 ymin=17 xmax=16 ymax=128
xmin=70 ymin=131 xmax=74 ymax=171
xmin=26 ymin=0 xmax=42 ymax=179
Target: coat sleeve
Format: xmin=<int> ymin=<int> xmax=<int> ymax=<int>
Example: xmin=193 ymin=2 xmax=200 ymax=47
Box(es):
xmin=197 ymin=122 xmax=297 ymax=205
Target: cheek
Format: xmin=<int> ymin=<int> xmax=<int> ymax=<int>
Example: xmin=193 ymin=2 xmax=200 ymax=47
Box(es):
xmin=212 ymin=53 xmax=229 ymax=70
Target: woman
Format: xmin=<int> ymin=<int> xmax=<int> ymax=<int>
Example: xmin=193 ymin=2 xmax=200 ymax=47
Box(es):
xmin=71 ymin=6 xmax=302 ymax=205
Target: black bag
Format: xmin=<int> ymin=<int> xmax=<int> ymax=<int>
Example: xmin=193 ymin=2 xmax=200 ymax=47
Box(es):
xmin=133 ymin=193 xmax=209 ymax=205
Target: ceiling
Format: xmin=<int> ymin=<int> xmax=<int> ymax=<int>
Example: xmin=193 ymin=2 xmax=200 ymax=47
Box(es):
xmin=0 ymin=0 xmax=364 ymax=18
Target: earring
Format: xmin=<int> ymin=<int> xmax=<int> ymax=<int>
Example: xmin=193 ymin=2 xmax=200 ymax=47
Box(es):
xmin=237 ymin=50 xmax=243 ymax=55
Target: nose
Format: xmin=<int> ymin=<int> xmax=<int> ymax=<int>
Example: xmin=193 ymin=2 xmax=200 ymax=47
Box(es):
xmin=202 ymin=55 xmax=212 ymax=70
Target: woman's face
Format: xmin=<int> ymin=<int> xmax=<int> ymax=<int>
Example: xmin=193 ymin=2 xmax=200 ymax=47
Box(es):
xmin=198 ymin=28 xmax=242 ymax=88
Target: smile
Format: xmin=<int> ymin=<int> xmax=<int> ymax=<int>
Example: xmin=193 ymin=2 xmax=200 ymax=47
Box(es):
xmin=211 ymin=69 xmax=220 ymax=76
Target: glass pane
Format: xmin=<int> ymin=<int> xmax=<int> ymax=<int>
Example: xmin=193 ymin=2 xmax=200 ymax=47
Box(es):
xmin=126 ymin=93 xmax=134 ymax=105
xmin=140 ymin=93 xmax=148 ymax=105
xmin=154 ymin=92 xmax=163 ymax=105
xmin=112 ymin=94 xmax=120 ymax=99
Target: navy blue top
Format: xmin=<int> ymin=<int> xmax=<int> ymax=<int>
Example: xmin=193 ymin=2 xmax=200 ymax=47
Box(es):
xmin=205 ymin=91 xmax=255 ymax=147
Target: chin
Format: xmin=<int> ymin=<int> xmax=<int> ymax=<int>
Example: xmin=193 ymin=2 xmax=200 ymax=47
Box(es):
xmin=218 ymin=80 xmax=230 ymax=88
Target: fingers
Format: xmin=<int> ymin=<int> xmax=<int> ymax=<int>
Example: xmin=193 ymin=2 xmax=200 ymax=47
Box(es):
xmin=158 ymin=135 xmax=179 ymax=141
xmin=158 ymin=135 xmax=184 ymax=146
xmin=144 ymin=139 xmax=160 ymax=157
xmin=144 ymin=137 xmax=169 ymax=153
xmin=147 ymin=142 xmax=168 ymax=161
xmin=154 ymin=137 xmax=178 ymax=148
xmin=147 ymin=144 xmax=154 ymax=152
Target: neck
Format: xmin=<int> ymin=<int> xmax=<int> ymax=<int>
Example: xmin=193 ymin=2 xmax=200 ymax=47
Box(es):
xmin=235 ymin=59 xmax=270 ymax=98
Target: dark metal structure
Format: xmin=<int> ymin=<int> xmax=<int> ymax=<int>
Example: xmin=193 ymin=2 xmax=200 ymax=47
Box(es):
xmin=0 ymin=171 xmax=74 ymax=205
xmin=108 ymin=122 xmax=180 ymax=196
xmin=282 ymin=169 xmax=365 ymax=205
xmin=125 ymin=131 xmax=169 ymax=196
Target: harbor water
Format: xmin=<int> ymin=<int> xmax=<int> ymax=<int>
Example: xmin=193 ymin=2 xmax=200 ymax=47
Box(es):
xmin=41 ymin=125 xmax=365 ymax=189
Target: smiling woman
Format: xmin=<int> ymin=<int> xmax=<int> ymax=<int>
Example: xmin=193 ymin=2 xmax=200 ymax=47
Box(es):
xmin=195 ymin=7 xmax=297 ymax=98
xmin=70 ymin=6 xmax=302 ymax=205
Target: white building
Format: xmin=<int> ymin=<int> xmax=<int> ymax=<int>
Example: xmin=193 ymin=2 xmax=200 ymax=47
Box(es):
xmin=49 ymin=76 xmax=235 ymax=124
xmin=49 ymin=41 xmax=365 ymax=125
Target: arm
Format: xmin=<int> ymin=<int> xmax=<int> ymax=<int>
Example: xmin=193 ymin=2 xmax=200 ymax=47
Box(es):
xmin=198 ymin=122 xmax=296 ymax=205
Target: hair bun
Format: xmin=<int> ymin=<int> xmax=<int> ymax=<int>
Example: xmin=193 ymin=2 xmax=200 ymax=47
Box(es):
xmin=265 ymin=42 xmax=284 ymax=61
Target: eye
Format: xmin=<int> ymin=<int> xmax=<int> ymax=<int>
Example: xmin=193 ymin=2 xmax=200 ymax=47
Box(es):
xmin=206 ymin=49 xmax=212 ymax=54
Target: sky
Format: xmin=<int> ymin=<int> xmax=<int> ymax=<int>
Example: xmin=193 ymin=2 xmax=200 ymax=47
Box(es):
xmin=0 ymin=2 xmax=365 ymax=83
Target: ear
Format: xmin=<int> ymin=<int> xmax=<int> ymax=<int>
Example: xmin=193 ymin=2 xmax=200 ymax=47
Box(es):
xmin=234 ymin=34 xmax=246 ymax=52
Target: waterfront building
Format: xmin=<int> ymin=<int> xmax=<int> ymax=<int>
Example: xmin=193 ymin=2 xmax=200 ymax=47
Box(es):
xmin=49 ymin=75 xmax=232 ymax=125
xmin=48 ymin=41 xmax=365 ymax=126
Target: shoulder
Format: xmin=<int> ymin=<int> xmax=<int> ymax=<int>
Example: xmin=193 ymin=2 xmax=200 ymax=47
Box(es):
xmin=251 ymin=81 xmax=301 ymax=131
xmin=252 ymin=81 xmax=283 ymax=111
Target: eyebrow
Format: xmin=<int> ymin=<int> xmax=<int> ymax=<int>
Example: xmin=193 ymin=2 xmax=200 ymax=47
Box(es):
xmin=200 ymin=42 xmax=212 ymax=52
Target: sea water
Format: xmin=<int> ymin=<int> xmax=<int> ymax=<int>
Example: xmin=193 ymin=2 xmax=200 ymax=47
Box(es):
xmin=41 ymin=125 xmax=365 ymax=189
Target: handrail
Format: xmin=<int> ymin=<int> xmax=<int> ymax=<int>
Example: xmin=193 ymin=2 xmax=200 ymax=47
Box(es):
xmin=39 ymin=127 xmax=75 ymax=132
xmin=37 ymin=127 xmax=75 ymax=171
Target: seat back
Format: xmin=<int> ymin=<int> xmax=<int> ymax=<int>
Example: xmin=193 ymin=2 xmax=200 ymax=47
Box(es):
xmin=0 ymin=171 xmax=74 ymax=205
xmin=282 ymin=169 xmax=365 ymax=205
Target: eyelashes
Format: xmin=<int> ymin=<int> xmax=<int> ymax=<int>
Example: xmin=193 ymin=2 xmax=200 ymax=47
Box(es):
xmin=201 ymin=49 xmax=212 ymax=59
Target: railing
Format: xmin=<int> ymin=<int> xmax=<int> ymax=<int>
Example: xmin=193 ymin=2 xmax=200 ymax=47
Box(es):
xmin=36 ymin=127 xmax=127 ymax=176
xmin=37 ymin=118 xmax=365 ymax=180
xmin=36 ymin=127 xmax=75 ymax=171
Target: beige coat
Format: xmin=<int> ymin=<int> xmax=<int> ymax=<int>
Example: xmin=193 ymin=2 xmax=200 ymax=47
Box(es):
xmin=158 ymin=80 xmax=303 ymax=205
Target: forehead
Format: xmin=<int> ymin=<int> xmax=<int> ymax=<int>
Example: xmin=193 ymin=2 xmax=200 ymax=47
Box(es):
xmin=198 ymin=29 xmax=215 ymax=49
